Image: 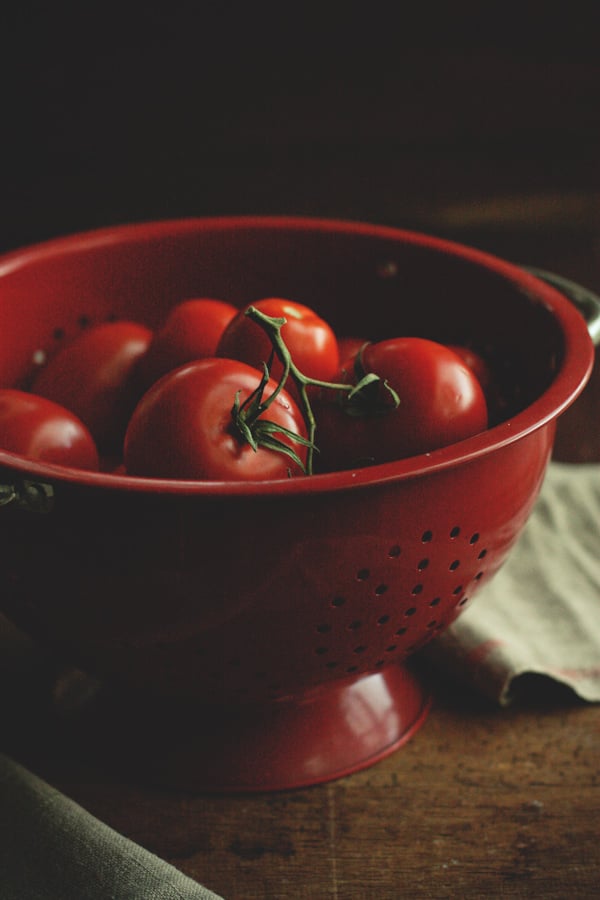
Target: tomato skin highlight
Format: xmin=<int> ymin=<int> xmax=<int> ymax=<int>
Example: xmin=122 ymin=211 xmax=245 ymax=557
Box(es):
xmin=134 ymin=298 xmax=238 ymax=391
xmin=0 ymin=389 xmax=99 ymax=470
xmin=124 ymin=358 xmax=308 ymax=481
xmin=31 ymin=321 xmax=153 ymax=454
xmin=216 ymin=298 xmax=340 ymax=384
xmin=313 ymin=337 xmax=488 ymax=471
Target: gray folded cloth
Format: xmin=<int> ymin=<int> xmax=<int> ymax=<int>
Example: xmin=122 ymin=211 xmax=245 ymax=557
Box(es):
xmin=0 ymin=753 xmax=224 ymax=900
xmin=424 ymin=461 xmax=600 ymax=705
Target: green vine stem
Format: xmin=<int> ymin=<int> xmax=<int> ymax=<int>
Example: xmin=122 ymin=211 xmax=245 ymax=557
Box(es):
xmin=239 ymin=306 xmax=396 ymax=475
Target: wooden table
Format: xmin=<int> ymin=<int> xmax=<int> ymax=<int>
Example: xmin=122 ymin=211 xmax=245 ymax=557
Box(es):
xmin=7 ymin=665 xmax=599 ymax=900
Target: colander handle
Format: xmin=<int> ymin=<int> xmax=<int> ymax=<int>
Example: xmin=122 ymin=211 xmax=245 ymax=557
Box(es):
xmin=524 ymin=266 xmax=600 ymax=346
xmin=0 ymin=479 xmax=54 ymax=513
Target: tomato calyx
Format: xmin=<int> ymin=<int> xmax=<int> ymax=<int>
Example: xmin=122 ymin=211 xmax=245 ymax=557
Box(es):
xmin=337 ymin=346 xmax=401 ymax=417
xmin=230 ymin=359 xmax=314 ymax=473
xmin=243 ymin=307 xmax=385 ymax=474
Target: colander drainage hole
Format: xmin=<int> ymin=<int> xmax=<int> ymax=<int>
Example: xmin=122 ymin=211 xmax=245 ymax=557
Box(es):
xmin=377 ymin=260 xmax=398 ymax=278
xmin=421 ymin=530 xmax=433 ymax=543
xmin=449 ymin=559 xmax=460 ymax=571
xmin=331 ymin=596 xmax=346 ymax=607
xmin=377 ymin=615 xmax=390 ymax=625
xmin=450 ymin=526 xmax=461 ymax=538
xmin=404 ymin=607 xmax=417 ymax=617
xmin=316 ymin=624 xmax=332 ymax=633
xmin=388 ymin=545 xmax=401 ymax=558
xmin=430 ymin=597 xmax=441 ymax=607
xmin=418 ymin=558 xmax=429 ymax=571
xmin=31 ymin=349 xmax=47 ymax=366
xmin=374 ymin=583 xmax=388 ymax=596
xmin=356 ymin=568 xmax=370 ymax=581
xmin=348 ymin=620 xmax=362 ymax=630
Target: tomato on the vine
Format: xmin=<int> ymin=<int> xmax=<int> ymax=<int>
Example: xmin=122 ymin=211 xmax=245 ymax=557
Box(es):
xmin=312 ymin=337 xmax=488 ymax=471
xmin=0 ymin=389 xmax=99 ymax=470
xmin=124 ymin=357 xmax=309 ymax=481
xmin=31 ymin=320 xmax=153 ymax=454
xmin=134 ymin=297 xmax=238 ymax=392
xmin=217 ymin=298 xmax=340 ymax=384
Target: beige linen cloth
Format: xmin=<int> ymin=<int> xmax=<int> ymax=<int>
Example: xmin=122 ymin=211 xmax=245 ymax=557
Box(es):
xmin=422 ymin=460 xmax=600 ymax=705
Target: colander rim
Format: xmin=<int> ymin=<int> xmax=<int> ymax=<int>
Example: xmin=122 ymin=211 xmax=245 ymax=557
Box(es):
xmin=0 ymin=215 xmax=594 ymax=497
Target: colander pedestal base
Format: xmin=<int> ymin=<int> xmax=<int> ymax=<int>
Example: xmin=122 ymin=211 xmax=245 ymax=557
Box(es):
xmin=74 ymin=663 xmax=431 ymax=792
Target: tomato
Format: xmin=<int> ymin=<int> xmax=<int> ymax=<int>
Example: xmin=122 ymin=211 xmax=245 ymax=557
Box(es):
xmin=337 ymin=336 xmax=369 ymax=363
xmin=445 ymin=343 xmax=510 ymax=425
xmin=216 ymin=298 xmax=340 ymax=384
xmin=446 ymin=344 xmax=492 ymax=393
xmin=313 ymin=337 xmax=488 ymax=471
xmin=0 ymin=389 xmax=99 ymax=470
xmin=124 ymin=357 xmax=308 ymax=481
xmin=134 ymin=298 xmax=238 ymax=392
xmin=31 ymin=320 xmax=153 ymax=454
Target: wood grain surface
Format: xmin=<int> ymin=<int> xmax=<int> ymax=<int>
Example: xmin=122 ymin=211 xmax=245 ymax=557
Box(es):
xmin=9 ymin=670 xmax=598 ymax=900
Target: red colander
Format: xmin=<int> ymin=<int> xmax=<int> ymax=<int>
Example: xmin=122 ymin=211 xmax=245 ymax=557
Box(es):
xmin=0 ymin=216 xmax=597 ymax=791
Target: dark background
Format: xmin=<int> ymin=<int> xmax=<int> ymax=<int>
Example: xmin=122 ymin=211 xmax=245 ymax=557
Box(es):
xmin=2 ymin=5 xmax=600 ymax=284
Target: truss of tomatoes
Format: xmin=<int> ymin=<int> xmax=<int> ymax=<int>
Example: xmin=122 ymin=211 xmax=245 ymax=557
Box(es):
xmin=0 ymin=295 xmax=494 ymax=481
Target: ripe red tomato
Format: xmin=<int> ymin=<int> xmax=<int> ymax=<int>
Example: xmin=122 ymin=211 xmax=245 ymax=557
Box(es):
xmin=124 ymin=357 xmax=308 ymax=481
xmin=31 ymin=320 xmax=153 ymax=453
xmin=134 ymin=298 xmax=238 ymax=392
xmin=216 ymin=298 xmax=340 ymax=384
xmin=0 ymin=389 xmax=99 ymax=470
xmin=313 ymin=337 xmax=488 ymax=471
xmin=337 ymin=336 xmax=369 ymax=363
xmin=446 ymin=344 xmax=492 ymax=393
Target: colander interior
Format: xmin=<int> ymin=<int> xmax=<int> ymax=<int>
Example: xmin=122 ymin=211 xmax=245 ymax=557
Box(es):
xmin=0 ymin=216 xmax=570 ymax=437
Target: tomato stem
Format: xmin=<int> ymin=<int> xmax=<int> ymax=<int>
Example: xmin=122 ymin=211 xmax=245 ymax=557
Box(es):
xmin=244 ymin=306 xmax=389 ymax=475
xmin=231 ymin=355 xmax=313 ymax=473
